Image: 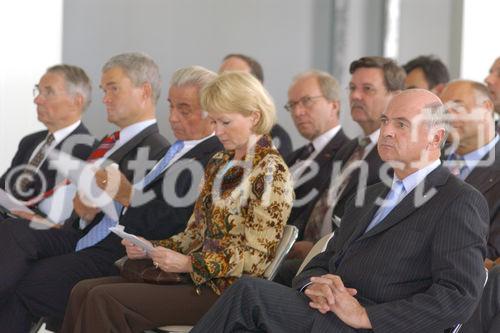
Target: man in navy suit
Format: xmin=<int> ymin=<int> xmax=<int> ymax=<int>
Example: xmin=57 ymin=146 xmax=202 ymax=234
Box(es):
xmin=191 ymin=89 xmax=488 ymax=333
xmin=0 ymin=64 xmax=96 ymax=221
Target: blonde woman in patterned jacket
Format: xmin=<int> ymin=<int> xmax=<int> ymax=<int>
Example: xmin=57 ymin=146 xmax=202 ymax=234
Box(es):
xmin=61 ymin=71 xmax=294 ymax=333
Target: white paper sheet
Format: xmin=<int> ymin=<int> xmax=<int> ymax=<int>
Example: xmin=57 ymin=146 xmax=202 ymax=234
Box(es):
xmin=109 ymin=225 xmax=154 ymax=252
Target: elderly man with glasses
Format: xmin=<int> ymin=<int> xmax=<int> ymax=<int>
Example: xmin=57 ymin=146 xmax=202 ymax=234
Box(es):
xmin=0 ymin=64 xmax=97 ymax=221
xmin=275 ymin=57 xmax=405 ymax=287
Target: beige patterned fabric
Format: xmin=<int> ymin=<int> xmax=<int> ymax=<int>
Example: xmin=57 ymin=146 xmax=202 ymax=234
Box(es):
xmin=152 ymin=135 xmax=294 ymax=294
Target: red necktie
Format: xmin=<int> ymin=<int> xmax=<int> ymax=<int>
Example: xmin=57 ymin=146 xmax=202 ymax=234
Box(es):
xmin=87 ymin=131 xmax=120 ymax=161
xmin=26 ymin=131 xmax=120 ymax=205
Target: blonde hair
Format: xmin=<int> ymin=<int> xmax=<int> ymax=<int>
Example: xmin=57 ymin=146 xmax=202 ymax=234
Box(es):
xmin=200 ymin=71 xmax=276 ymax=134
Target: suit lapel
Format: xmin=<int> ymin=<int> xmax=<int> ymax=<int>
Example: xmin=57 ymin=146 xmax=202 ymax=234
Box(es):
xmin=143 ymin=136 xmax=221 ymax=190
xmin=358 ymin=166 xmax=450 ymax=240
xmin=104 ymin=123 xmax=160 ymax=166
xmin=465 ymin=142 xmax=500 ymax=193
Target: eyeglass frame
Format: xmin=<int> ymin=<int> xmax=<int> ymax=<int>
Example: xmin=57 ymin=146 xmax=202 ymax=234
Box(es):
xmin=33 ymin=85 xmax=65 ymax=99
xmin=284 ymin=95 xmax=325 ymax=112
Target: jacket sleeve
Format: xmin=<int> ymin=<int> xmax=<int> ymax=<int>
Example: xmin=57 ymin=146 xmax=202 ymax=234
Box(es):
xmin=365 ymin=189 xmax=489 ymax=332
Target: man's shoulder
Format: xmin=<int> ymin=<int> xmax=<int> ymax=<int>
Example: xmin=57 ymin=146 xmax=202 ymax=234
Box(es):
xmin=18 ymin=129 xmax=48 ymax=146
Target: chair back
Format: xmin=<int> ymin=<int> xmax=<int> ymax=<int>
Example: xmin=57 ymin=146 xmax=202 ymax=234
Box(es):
xmin=263 ymin=225 xmax=299 ymax=280
xmin=296 ymin=231 xmax=334 ymax=276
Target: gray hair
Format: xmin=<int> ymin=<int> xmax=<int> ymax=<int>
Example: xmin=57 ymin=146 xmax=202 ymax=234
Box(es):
xmin=170 ymin=65 xmax=217 ymax=91
xmin=291 ymin=70 xmax=341 ymax=101
xmin=102 ymin=52 xmax=162 ymax=104
xmin=422 ymin=101 xmax=448 ymax=146
xmin=47 ymin=64 xmax=92 ymax=111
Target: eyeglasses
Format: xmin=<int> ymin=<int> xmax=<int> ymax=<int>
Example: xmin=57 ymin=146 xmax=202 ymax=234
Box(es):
xmin=284 ymin=95 xmax=324 ymax=112
xmin=33 ymin=85 xmax=60 ymax=99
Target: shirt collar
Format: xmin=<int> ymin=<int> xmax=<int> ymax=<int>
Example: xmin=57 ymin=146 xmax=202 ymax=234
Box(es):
xmin=461 ymin=135 xmax=499 ymax=171
xmin=51 ymin=120 xmax=81 ymax=144
xmin=117 ymin=119 xmax=156 ymax=145
xmin=311 ymin=125 xmax=342 ymax=153
xmin=395 ymin=159 xmax=441 ymax=194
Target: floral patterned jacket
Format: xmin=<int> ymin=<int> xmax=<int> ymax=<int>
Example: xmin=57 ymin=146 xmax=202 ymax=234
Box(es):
xmin=152 ymin=135 xmax=293 ymax=294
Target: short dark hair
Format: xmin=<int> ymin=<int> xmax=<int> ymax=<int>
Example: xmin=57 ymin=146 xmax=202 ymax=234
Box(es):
xmin=223 ymin=53 xmax=264 ymax=83
xmin=349 ymin=56 xmax=405 ymax=92
xmin=403 ymin=55 xmax=450 ymax=89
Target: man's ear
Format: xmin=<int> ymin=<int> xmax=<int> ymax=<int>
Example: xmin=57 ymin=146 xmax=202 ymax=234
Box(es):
xmin=142 ymin=82 xmax=153 ymax=102
xmin=432 ymin=83 xmax=446 ymax=96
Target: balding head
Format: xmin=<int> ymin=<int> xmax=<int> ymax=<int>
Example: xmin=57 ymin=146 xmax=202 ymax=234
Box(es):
xmin=378 ymin=89 xmax=446 ymax=179
xmin=441 ymin=80 xmax=496 ymax=154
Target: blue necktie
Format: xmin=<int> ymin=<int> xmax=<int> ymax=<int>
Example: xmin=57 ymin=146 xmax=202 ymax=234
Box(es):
xmin=365 ymin=180 xmax=405 ymax=232
xmin=75 ymin=141 xmax=185 ymax=251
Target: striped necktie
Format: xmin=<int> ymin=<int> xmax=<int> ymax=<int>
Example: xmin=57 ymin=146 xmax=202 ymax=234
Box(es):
xmin=19 ymin=133 xmax=55 ymax=192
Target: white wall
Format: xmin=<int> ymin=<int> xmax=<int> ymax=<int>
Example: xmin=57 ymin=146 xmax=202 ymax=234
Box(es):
xmin=0 ymin=1 xmax=63 ymax=171
xmin=460 ymin=0 xmax=500 ymax=82
xmin=62 ymin=0 xmax=339 ymax=149
xmin=397 ymin=0 xmax=463 ymax=78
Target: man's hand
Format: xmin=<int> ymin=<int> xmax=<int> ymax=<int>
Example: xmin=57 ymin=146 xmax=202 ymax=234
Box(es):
xmin=73 ymin=193 xmax=101 ymax=223
xmin=287 ymin=241 xmax=314 ymax=260
xmin=122 ymin=238 xmax=150 ymax=260
xmin=149 ymin=247 xmax=193 ymax=273
xmin=95 ymin=166 xmax=133 ymax=207
xmin=305 ymin=274 xmax=371 ymax=329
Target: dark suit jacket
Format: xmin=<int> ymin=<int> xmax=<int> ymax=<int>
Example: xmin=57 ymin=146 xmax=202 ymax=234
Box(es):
xmin=85 ymin=135 xmax=223 ymax=261
xmin=331 ymin=137 xmax=387 ymax=219
xmin=294 ymin=166 xmax=489 ymax=332
xmin=286 ymin=129 xmax=349 ymax=239
xmin=463 ymin=141 xmax=500 ymax=259
xmin=270 ymin=124 xmax=293 ymax=158
xmin=0 ymin=123 xmax=96 ymax=202
xmin=69 ymin=123 xmax=169 ymax=232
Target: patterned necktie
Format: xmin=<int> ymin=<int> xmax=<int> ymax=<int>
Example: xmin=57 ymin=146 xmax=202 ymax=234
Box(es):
xmin=75 ymin=140 xmax=185 ymax=251
xmin=303 ymin=137 xmax=371 ymax=242
xmin=19 ymin=133 xmax=55 ymax=191
xmin=447 ymin=153 xmax=467 ymax=180
xmin=365 ymin=180 xmax=405 ymax=232
xmin=296 ymin=143 xmax=315 ymax=162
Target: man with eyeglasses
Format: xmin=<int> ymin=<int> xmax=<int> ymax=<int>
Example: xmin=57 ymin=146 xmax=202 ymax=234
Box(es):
xmin=278 ymin=70 xmax=348 ymax=277
xmin=274 ymin=58 xmax=405 ymax=287
xmin=0 ymin=65 xmax=96 ymax=221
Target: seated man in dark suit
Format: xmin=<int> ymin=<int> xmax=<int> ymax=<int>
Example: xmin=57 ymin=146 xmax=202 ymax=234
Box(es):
xmin=275 ymin=57 xmax=404 ymax=286
xmin=0 ymin=64 xmax=96 ymax=222
xmin=219 ymin=53 xmax=293 ymax=157
xmin=0 ymin=52 xmax=171 ymax=331
xmin=440 ymin=80 xmax=500 ymax=333
xmin=191 ymin=89 xmax=488 ymax=333
xmin=484 ymin=57 xmax=500 ymax=132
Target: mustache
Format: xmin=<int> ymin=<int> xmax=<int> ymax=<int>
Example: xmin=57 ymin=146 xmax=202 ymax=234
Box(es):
xmin=350 ymin=100 xmax=365 ymax=109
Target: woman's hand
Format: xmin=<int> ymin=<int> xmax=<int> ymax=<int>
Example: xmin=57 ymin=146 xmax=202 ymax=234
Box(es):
xmin=122 ymin=238 xmax=150 ymax=260
xmin=149 ymin=247 xmax=193 ymax=273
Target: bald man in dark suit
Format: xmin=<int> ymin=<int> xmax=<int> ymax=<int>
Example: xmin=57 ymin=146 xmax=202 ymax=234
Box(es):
xmin=191 ymin=89 xmax=488 ymax=333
